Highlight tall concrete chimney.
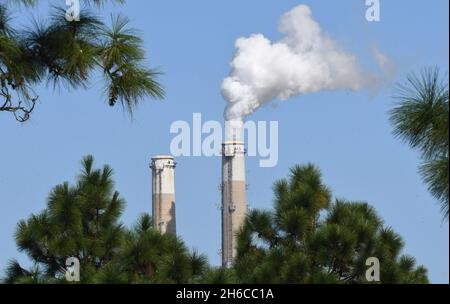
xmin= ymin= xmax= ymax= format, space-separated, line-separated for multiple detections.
xmin=221 ymin=141 xmax=247 ymax=267
xmin=151 ymin=156 xmax=176 ymax=235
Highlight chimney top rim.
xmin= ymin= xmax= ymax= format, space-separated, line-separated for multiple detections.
xmin=222 ymin=141 xmax=245 ymax=145
xmin=152 ymin=155 xmax=175 ymax=160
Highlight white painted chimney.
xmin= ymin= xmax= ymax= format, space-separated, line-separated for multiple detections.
xmin=151 ymin=156 xmax=176 ymax=235
xmin=221 ymin=141 xmax=247 ymax=267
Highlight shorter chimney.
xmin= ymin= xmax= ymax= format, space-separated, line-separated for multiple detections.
xmin=151 ymin=156 xmax=176 ymax=235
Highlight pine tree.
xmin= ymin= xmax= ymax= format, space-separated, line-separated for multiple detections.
xmin=103 ymin=213 xmax=208 ymax=284
xmin=3 ymin=160 xmax=429 ymax=284
xmin=6 ymin=155 xmax=125 ymax=283
xmin=390 ymin=67 xmax=449 ymax=220
xmin=234 ymin=164 xmax=429 ymax=284
xmin=0 ymin=0 xmax=164 ymax=122
xmin=4 ymin=156 xmax=209 ymax=284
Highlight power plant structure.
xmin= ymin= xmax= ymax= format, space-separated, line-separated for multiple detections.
xmin=150 ymin=137 xmax=248 ymax=267
xmin=221 ymin=140 xmax=248 ymax=268
xmin=151 ymin=156 xmax=177 ymax=235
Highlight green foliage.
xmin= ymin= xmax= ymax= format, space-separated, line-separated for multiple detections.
xmin=202 ymin=267 xmax=235 ymax=284
xmin=0 ymin=0 xmax=164 ymax=122
xmin=3 ymin=156 xmax=207 ymax=284
xmin=7 ymin=155 xmax=125 ymax=283
xmin=234 ymin=164 xmax=429 ymax=284
xmin=114 ymin=214 xmax=208 ymax=284
xmin=2 ymin=161 xmax=428 ymax=284
xmin=390 ymin=67 xmax=449 ymax=220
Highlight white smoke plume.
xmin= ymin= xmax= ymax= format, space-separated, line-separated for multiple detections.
xmin=222 ymin=4 xmax=380 ymax=122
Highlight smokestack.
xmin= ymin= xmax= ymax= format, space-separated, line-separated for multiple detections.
xmin=221 ymin=140 xmax=247 ymax=267
xmin=151 ymin=156 xmax=176 ymax=235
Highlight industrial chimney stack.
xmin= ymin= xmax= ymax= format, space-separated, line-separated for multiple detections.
xmin=221 ymin=141 xmax=248 ymax=267
xmin=151 ymin=156 xmax=176 ymax=235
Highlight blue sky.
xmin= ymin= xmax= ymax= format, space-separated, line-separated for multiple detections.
xmin=0 ymin=0 xmax=448 ymax=283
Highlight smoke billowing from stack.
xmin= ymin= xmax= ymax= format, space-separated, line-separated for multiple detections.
xmin=151 ymin=156 xmax=176 ymax=235
xmin=220 ymin=5 xmax=388 ymax=266
xmin=221 ymin=4 xmax=385 ymax=123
